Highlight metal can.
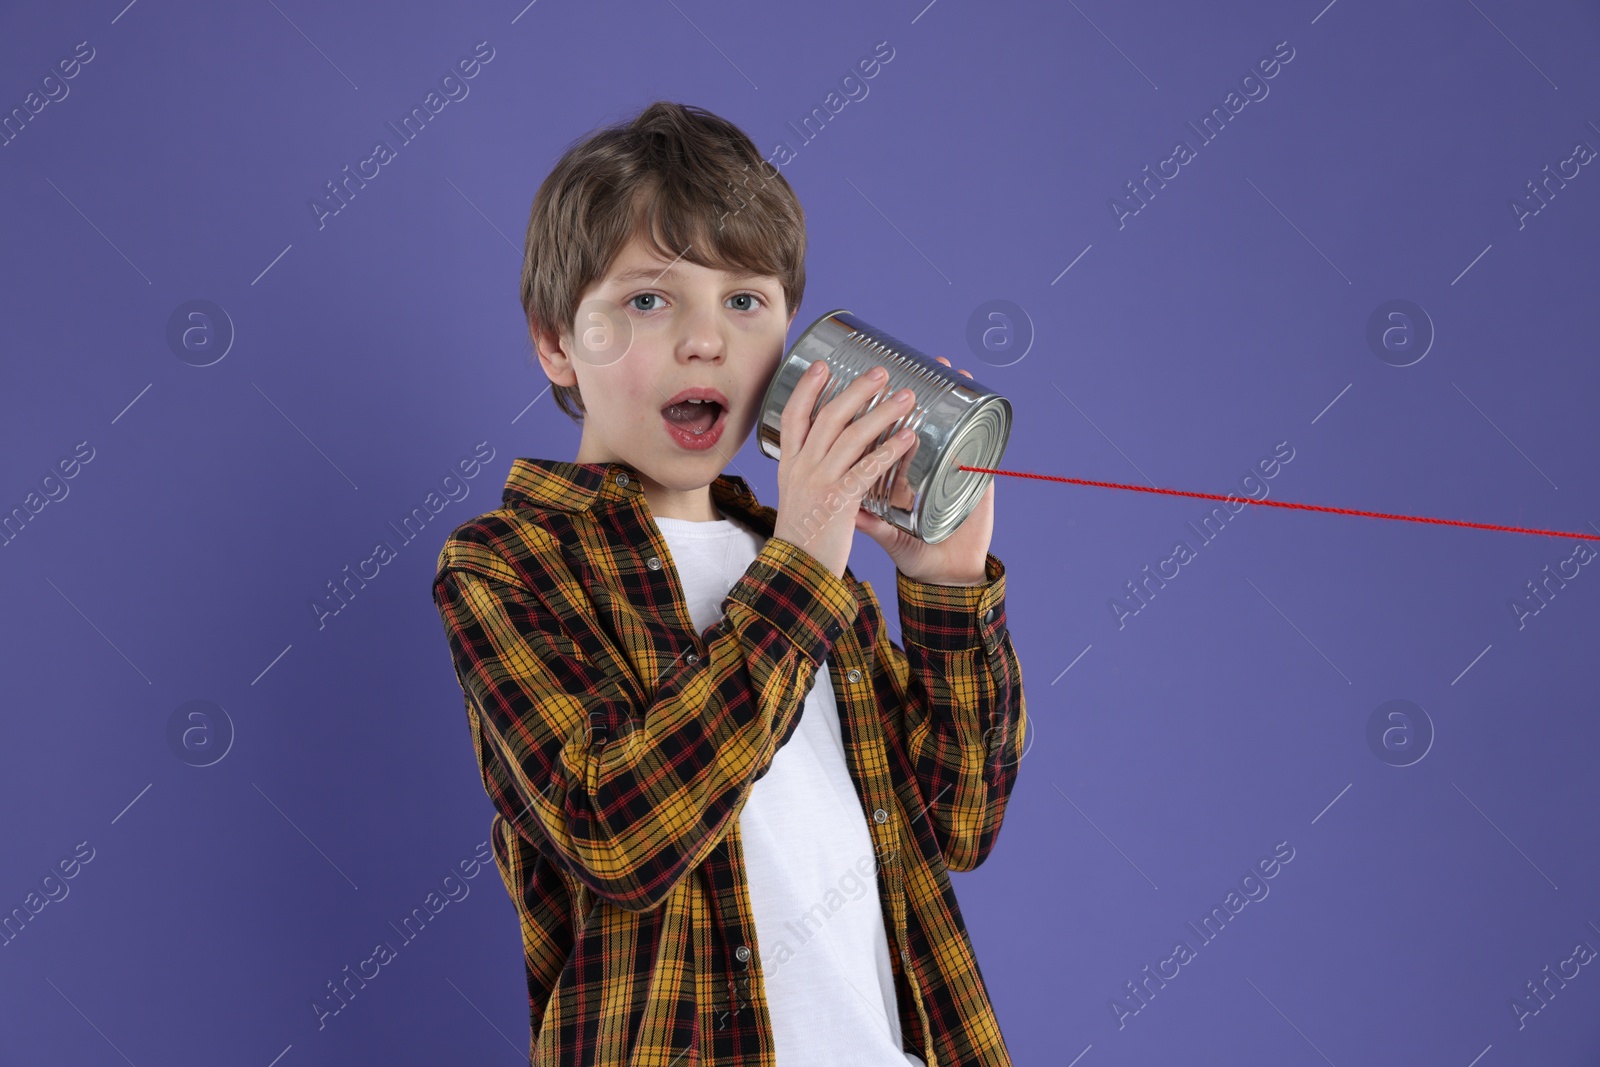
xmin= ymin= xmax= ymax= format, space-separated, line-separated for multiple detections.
xmin=756 ymin=309 xmax=1013 ymax=545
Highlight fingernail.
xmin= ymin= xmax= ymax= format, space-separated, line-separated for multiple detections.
xmin=870 ymin=366 xmax=886 ymax=379
xmin=809 ymin=361 xmax=826 ymax=376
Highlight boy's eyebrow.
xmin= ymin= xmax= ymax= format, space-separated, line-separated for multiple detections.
xmin=605 ymin=265 xmax=772 ymax=287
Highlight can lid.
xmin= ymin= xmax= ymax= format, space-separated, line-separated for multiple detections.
xmin=920 ymin=396 xmax=1011 ymax=543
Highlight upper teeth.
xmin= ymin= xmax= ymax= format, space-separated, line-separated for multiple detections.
xmin=688 ymin=399 xmax=706 ymax=404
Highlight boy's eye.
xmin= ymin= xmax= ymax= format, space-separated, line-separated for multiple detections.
xmin=627 ymin=292 xmax=763 ymax=313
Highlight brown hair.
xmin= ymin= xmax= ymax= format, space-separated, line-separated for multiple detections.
xmin=520 ymin=101 xmax=807 ymax=423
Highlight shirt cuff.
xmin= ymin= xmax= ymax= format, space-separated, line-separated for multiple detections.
xmin=727 ymin=536 xmax=860 ymax=665
xmin=896 ymin=552 xmax=1008 ymax=654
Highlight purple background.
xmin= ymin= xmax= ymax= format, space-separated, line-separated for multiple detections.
xmin=3 ymin=0 xmax=1598 ymax=1063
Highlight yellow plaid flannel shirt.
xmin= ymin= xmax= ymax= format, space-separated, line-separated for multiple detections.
xmin=431 ymin=457 xmax=1027 ymax=1065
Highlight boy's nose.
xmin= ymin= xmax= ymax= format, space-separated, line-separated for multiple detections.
xmin=675 ymin=310 xmax=728 ymax=362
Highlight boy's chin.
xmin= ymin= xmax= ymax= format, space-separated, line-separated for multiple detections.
xmin=654 ymin=432 xmax=749 ymax=481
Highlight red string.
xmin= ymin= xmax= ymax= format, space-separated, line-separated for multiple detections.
xmin=956 ymin=465 xmax=1600 ymax=543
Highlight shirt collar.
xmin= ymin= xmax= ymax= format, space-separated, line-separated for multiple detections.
xmin=501 ymin=457 xmax=774 ymax=534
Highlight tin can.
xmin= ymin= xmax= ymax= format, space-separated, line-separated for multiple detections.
xmin=757 ymin=309 xmax=1013 ymax=545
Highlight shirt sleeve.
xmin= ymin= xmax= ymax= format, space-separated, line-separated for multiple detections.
xmin=432 ymin=526 xmax=858 ymax=913
xmin=878 ymin=551 xmax=1026 ymax=873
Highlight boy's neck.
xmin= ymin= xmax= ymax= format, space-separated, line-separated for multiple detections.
xmin=644 ymin=480 xmax=723 ymax=522
xmin=574 ymin=426 xmax=726 ymax=522
xmin=607 ymin=461 xmax=723 ymax=521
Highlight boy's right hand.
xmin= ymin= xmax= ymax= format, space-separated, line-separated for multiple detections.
xmin=772 ymin=360 xmax=919 ymax=580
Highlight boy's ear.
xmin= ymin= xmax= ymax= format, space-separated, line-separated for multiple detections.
xmin=530 ymin=322 xmax=579 ymax=388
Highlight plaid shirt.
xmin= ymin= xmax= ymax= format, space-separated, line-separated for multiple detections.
xmin=431 ymin=457 xmax=1027 ymax=1066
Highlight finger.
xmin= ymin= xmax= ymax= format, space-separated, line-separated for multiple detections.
xmin=819 ymin=382 xmax=908 ymax=483
xmin=886 ymin=433 xmax=918 ymax=510
xmin=849 ymin=426 xmax=917 ymax=493
xmin=838 ymin=385 xmax=916 ymax=468
xmin=855 ymin=506 xmax=894 ymax=542
xmin=933 ymin=355 xmax=974 ymax=380
xmin=807 ymin=367 xmax=892 ymax=462
xmin=781 ymin=359 xmax=831 ymax=456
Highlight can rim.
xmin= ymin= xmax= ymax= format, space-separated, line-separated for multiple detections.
xmin=920 ymin=394 xmax=1012 ymax=543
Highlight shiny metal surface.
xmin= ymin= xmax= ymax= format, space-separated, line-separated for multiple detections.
xmin=757 ymin=309 xmax=1012 ymax=544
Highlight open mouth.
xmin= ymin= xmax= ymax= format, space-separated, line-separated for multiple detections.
xmin=660 ymin=398 xmax=725 ymax=436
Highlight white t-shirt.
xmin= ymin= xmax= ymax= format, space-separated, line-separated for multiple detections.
xmin=654 ymin=510 xmax=926 ymax=1067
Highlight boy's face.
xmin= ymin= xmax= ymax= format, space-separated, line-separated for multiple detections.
xmin=534 ymin=231 xmax=797 ymax=521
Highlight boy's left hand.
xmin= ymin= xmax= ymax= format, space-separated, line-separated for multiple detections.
xmin=856 ymin=479 xmax=993 ymax=586
xmin=853 ymin=358 xmax=994 ymax=587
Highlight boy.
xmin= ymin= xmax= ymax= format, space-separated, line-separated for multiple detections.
xmin=432 ymin=101 xmax=1026 ymax=1066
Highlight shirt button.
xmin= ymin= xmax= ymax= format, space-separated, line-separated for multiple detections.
xmin=646 ymin=556 xmax=662 ymax=570
xmin=983 ymin=606 xmax=996 ymax=623
xmin=873 ymin=808 xmax=888 ymax=824
xmin=846 ymin=668 xmax=862 ymax=683
xmin=734 ymin=945 xmax=751 ymax=962
xmin=616 ymin=473 xmax=630 ymax=487
xmin=686 ymin=653 xmax=700 ymax=665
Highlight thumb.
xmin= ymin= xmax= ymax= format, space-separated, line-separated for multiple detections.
xmin=855 ymin=506 xmax=889 ymax=539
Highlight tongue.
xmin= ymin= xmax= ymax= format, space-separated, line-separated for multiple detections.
xmin=664 ymin=402 xmax=717 ymax=433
